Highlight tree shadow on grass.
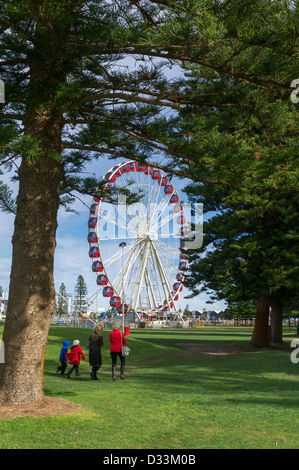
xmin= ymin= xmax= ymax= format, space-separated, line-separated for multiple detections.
xmin=44 ymin=388 xmax=78 ymax=398
xmin=131 ymin=365 xmax=299 ymax=410
xmin=130 ymin=344 xmax=299 ymax=410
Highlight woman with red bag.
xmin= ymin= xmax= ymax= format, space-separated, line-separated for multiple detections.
xmin=65 ymin=340 xmax=85 ymax=378
xmin=109 ymin=323 xmax=127 ymax=381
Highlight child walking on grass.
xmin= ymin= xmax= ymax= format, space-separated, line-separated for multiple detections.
xmin=56 ymin=340 xmax=70 ymax=375
xmin=65 ymin=340 xmax=85 ymax=378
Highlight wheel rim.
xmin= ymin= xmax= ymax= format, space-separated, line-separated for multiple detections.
xmin=88 ymin=161 xmax=187 ymax=314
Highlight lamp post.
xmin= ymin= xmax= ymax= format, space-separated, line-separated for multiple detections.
xmin=119 ymin=242 xmax=127 ymax=333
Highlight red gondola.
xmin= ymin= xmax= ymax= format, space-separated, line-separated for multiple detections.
xmin=176 ymin=273 xmax=185 ymax=282
xmin=170 ymin=194 xmax=179 ymax=204
xmin=122 ymin=163 xmax=130 ymax=173
xmin=144 ymin=166 xmax=154 ymax=175
xmin=103 ymin=286 xmax=114 ymax=297
xmin=130 ymin=162 xmax=138 ymax=171
xmin=89 ymin=246 xmax=100 ymax=258
xmin=90 ymin=203 xmax=99 ymax=215
xmin=136 ymin=163 xmax=146 ymax=172
xmin=180 ymin=253 xmax=189 ymax=259
xmin=87 ymin=232 xmax=97 ymax=243
xmin=159 ymin=177 xmax=167 ymax=186
xmin=114 ymin=167 xmax=123 ymax=177
xmin=152 ymin=170 xmax=161 ymax=180
xmin=110 ymin=296 xmax=121 ymax=307
xmin=92 ymin=261 xmax=103 ymax=272
xmin=117 ymin=303 xmax=128 ymax=314
xmin=164 ymin=185 xmax=173 ymax=195
xmin=88 ymin=217 xmax=97 ymax=228
xmin=96 ymin=274 xmax=108 ymax=285
xmin=179 ymin=261 xmax=188 ymax=271
xmin=173 ymin=282 xmax=183 ymax=292
xmin=105 ymin=171 xmax=116 ymax=182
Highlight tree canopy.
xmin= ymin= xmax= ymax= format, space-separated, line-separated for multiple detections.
xmin=1 ymin=0 xmax=298 ymax=193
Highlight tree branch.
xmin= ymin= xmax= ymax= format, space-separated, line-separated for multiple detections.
xmin=0 ymin=113 xmax=23 ymax=121
xmin=62 ymin=142 xmax=269 ymax=190
xmin=69 ymin=42 xmax=292 ymax=91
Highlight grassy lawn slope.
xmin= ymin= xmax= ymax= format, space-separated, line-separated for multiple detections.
xmin=0 ymin=325 xmax=298 ymax=449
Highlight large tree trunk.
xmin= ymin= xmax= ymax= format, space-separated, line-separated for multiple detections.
xmin=250 ymin=294 xmax=271 ymax=348
xmin=0 ymin=106 xmax=63 ymax=405
xmin=270 ymin=296 xmax=283 ymax=343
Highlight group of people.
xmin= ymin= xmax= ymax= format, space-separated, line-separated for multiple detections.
xmin=56 ymin=322 xmax=128 ymax=381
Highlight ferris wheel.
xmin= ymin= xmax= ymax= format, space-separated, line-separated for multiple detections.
xmin=87 ymin=161 xmax=188 ymax=314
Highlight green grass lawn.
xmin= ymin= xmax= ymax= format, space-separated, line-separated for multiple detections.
xmin=0 ymin=324 xmax=298 ymax=449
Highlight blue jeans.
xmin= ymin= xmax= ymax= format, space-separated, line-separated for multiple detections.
xmin=57 ymin=361 xmax=67 ymax=374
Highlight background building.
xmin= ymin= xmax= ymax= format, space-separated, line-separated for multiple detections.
xmin=0 ymin=286 xmax=9 ymax=316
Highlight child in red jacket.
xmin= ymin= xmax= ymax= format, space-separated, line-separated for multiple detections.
xmin=65 ymin=340 xmax=85 ymax=378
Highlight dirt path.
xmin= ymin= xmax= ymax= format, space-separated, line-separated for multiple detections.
xmin=176 ymin=342 xmax=258 ymax=358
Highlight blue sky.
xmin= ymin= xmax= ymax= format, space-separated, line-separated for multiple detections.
xmin=0 ymin=156 xmax=226 ymax=313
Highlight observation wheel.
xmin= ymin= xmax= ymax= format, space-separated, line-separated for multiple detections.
xmin=87 ymin=161 xmax=188 ymax=315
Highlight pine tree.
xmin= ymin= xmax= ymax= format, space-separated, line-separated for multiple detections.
xmin=0 ymin=0 xmax=190 ymax=406
xmin=74 ymin=275 xmax=88 ymax=318
xmin=181 ymin=75 xmax=299 ymax=346
xmin=56 ymin=283 xmax=68 ymax=317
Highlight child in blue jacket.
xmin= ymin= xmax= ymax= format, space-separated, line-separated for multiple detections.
xmin=56 ymin=340 xmax=70 ymax=375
